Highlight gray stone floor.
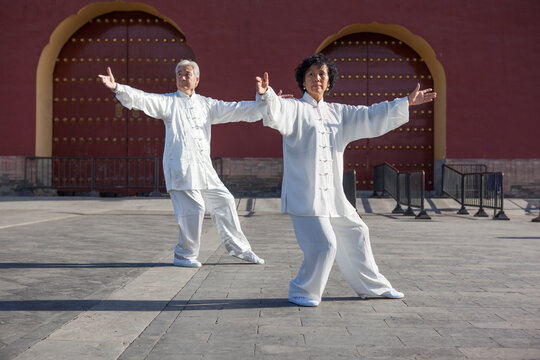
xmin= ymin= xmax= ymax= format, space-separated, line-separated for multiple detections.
xmin=0 ymin=196 xmax=539 ymax=359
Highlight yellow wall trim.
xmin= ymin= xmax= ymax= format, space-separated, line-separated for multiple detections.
xmin=35 ymin=1 xmax=184 ymax=156
xmin=316 ymin=23 xmax=446 ymax=161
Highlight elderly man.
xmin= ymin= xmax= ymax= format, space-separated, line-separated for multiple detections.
xmin=99 ymin=60 xmax=264 ymax=268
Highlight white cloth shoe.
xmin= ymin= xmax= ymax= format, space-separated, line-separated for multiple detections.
xmin=381 ymin=289 xmax=404 ymax=299
xmin=288 ymin=296 xmax=320 ymax=307
xmin=173 ymin=258 xmax=202 ymax=268
xmin=359 ymin=289 xmax=404 ymax=299
xmin=231 ymin=250 xmax=265 ymax=264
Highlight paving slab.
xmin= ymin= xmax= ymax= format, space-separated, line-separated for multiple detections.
xmin=0 ymin=195 xmax=539 ymax=359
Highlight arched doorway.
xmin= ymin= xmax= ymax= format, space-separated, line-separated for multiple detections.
xmin=53 ymin=11 xmax=194 ymax=158
xmin=320 ymin=32 xmax=435 ymax=190
xmin=50 ymin=11 xmax=194 ymax=193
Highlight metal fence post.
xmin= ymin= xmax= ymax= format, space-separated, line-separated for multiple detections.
xmin=88 ymin=158 xmax=98 ymax=197
xmin=20 ymin=157 xmax=34 ymax=196
xmin=474 ymin=173 xmax=488 ymax=217
xmin=441 ymin=164 xmax=445 ymax=195
xmin=372 ymin=165 xmax=383 ymax=197
xmin=533 ymin=199 xmax=540 ymax=222
xmin=392 ymin=202 xmax=404 ymax=213
xmin=493 ymin=173 xmax=509 ymax=220
xmin=391 ymin=169 xmax=404 ymax=213
xmin=150 ymin=157 xmax=161 ymax=197
xmin=23 ymin=157 xmax=29 ymax=189
xmin=403 ymin=173 xmax=415 ymax=216
xmin=343 ymin=170 xmax=357 ymax=209
xmin=457 ymin=174 xmax=469 ymax=214
xmin=415 ymin=171 xmax=431 ymax=219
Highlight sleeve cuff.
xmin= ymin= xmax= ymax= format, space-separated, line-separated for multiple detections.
xmin=112 ymin=83 xmax=123 ymax=94
xmin=257 ymin=88 xmax=270 ymax=101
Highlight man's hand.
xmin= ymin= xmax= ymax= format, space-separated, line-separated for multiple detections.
xmin=256 ymin=72 xmax=269 ymax=95
xmin=98 ymin=67 xmax=117 ymax=90
xmin=408 ymin=83 xmax=436 ymax=106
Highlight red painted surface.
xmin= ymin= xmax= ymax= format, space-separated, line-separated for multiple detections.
xmin=0 ymin=0 xmax=539 ymax=160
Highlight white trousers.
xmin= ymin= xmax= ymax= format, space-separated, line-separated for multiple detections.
xmin=169 ymin=187 xmax=251 ymax=260
xmin=289 ymin=212 xmax=393 ymax=302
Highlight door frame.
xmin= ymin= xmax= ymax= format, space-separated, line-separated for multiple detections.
xmin=35 ymin=1 xmax=185 ymax=156
xmin=316 ymin=23 xmax=446 ymax=163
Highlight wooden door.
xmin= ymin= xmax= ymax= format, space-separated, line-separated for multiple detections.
xmin=321 ymin=33 xmax=435 ymax=190
xmin=52 ymin=11 xmax=194 ymax=194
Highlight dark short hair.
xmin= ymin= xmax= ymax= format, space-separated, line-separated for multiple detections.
xmin=295 ymin=53 xmax=339 ymax=94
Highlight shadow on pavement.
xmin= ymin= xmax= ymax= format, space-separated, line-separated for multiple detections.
xmin=0 ymin=262 xmax=171 ymax=269
xmin=0 ymin=296 xmax=390 ymax=312
xmin=0 ymin=298 xmax=299 ymax=311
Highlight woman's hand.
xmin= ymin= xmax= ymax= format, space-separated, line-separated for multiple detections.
xmin=408 ymin=83 xmax=436 ymax=106
xmin=98 ymin=67 xmax=117 ymax=90
xmin=256 ymin=72 xmax=269 ymax=95
xmin=277 ymin=90 xmax=294 ymax=99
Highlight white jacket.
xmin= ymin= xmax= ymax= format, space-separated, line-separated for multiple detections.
xmin=114 ymin=84 xmax=262 ymax=191
xmin=258 ymin=87 xmax=409 ymax=217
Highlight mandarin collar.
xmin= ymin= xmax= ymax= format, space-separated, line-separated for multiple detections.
xmin=177 ymin=90 xmax=196 ymax=99
xmin=301 ymin=92 xmax=325 ymax=107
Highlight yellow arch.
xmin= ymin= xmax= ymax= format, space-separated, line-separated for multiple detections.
xmin=35 ymin=1 xmax=186 ymax=156
xmin=316 ymin=23 xmax=446 ymax=161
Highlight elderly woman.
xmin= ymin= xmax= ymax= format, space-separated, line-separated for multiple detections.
xmin=256 ymin=53 xmax=436 ymax=306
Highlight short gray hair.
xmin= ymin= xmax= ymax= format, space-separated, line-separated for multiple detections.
xmin=175 ymin=60 xmax=200 ymax=78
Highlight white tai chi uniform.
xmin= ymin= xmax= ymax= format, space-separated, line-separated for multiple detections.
xmin=114 ymin=84 xmax=262 ymax=260
xmin=258 ymin=87 xmax=409 ymax=303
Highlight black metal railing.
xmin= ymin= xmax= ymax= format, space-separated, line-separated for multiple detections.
xmin=373 ymin=163 xmax=430 ymax=219
xmin=442 ymin=164 xmax=487 ymax=174
xmin=442 ymin=164 xmax=509 ymax=220
xmin=343 ymin=169 xmax=357 ymax=208
xmin=23 ymin=156 xmax=223 ymax=196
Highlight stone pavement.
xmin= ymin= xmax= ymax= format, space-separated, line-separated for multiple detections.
xmin=0 ymin=196 xmax=539 ymax=360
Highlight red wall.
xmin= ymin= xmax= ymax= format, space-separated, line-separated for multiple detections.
xmin=1 ymin=0 xmax=539 ymax=159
